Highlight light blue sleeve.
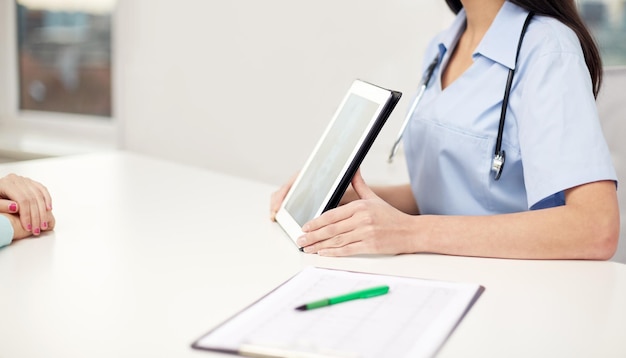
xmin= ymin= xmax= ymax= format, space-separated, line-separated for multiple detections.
xmin=0 ymin=215 xmax=15 ymax=248
xmin=517 ymin=24 xmax=617 ymax=208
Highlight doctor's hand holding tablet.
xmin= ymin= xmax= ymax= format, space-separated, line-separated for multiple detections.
xmin=270 ymin=0 xmax=620 ymax=261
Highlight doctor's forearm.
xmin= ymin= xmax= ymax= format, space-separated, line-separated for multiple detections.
xmin=411 ymin=181 xmax=619 ymax=260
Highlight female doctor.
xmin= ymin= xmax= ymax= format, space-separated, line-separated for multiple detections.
xmin=270 ymin=0 xmax=620 ymax=260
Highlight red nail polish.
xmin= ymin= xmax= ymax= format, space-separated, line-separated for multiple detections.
xmin=8 ymin=203 xmax=17 ymax=212
xmin=42 ymin=222 xmax=48 ymax=229
xmin=34 ymin=228 xmax=41 ymax=235
xmin=27 ymin=224 xmax=32 ymax=231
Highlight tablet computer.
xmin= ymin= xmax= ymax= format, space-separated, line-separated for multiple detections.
xmin=275 ymin=79 xmax=401 ymax=248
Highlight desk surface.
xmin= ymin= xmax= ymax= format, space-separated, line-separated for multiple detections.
xmin=1 ymin=151 xmax=625 ymax=358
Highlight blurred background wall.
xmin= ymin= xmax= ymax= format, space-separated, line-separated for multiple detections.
xmin=114 ymin=0 xmax=451 ymax=187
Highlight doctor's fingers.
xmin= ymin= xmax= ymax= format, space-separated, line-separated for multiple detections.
xmin=301 ymin=216 xmax=392 ymax=256
xmin=307 ymin=236 xmax=368 ymax=257
xmin=317 ymin=240 xmax=372 ymax=257
xmin=299 ymin=217 xmax=357 ymax=253
xmin=269 ymin=184 xmax=292 ymax=220
xmin=269 ymin=172 xmax=299 ymax=221
xmin=298 ymin=201 xmax=377 ymax=250
xmin=300 ymin=199 xmax=366 ymax=234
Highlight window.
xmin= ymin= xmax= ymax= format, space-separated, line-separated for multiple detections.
xmin=578 ymin=0 xmax=626 ymax=66
xmin=16 ymin=0 xmax=114 ymax=117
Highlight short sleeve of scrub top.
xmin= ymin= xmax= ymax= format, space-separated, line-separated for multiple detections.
xmin=0 ymin=215 xmax=15 ymax=248
xmin=403 ymin=2 xmax=617 ymax=216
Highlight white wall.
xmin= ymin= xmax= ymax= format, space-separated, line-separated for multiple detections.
xmin=115 ymin=0 xmax=451 ymax=186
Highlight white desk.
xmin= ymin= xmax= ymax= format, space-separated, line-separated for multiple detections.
xmin=1 ymin=151 xmax=625 ymax=358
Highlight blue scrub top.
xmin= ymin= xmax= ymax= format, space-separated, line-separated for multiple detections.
xmin=0 ymin=215 xmax=14 ymax=248
xmin=404 ymin=1 xmax=617 ymax=215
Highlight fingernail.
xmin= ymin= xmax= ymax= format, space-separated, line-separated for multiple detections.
xmin=8 ymin=203 xmax=17 ymax=212
xmin=296 ymin=236 xmax=306 ymax=246
xmin=27 ymin=224 xmax=32 ymax=231
xmin=33 ymin=228 xmax=41 ymax=235
xmin=302 ymin=224 xmax=309 ymax=231
xmin=42 ymin=222 xmax=48 ymax=229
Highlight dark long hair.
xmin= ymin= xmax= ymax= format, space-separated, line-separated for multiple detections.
xmin=444 ymin=0 xmax=603 ymax=97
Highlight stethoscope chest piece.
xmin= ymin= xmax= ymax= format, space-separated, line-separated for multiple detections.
xmin=491 ymin=150 xmax=506 ymax=180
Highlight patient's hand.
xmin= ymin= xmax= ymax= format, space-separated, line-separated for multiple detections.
xmin=0 ymin=173 xmax=54 ymax=236
xmin=1 ymin=212 xmax=56 ymax=240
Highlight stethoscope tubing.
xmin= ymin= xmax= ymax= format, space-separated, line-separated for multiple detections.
xmin=387 ymin=12 xmax=534 ymax=183
xmin=388 ymin=58 xmax=438 ymax=163
xmin=388 ymin=82 xmax=427 ymax=163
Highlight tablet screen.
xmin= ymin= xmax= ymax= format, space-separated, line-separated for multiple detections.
xmin=275 ymin=80 xmax=401 ymax=246
xmin=284 ymin=94 xmax=380 ymax=226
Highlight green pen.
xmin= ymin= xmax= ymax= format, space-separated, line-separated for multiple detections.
xmin=295 ymin=285 xmax=390 ymax=311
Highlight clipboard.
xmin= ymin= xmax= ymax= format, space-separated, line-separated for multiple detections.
xmin=191 ymin=267 xmax=484 ymax=358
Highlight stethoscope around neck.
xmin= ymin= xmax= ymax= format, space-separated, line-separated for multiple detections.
xmin=389 ymin=12 xmax=534 ymax=181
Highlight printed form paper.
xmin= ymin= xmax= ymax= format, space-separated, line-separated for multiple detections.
xmin=193 ymin=266 xmax=483 ymax=358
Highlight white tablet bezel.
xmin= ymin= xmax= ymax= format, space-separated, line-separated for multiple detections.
xmin=275 ymin=79 xmax=399 ymax=247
